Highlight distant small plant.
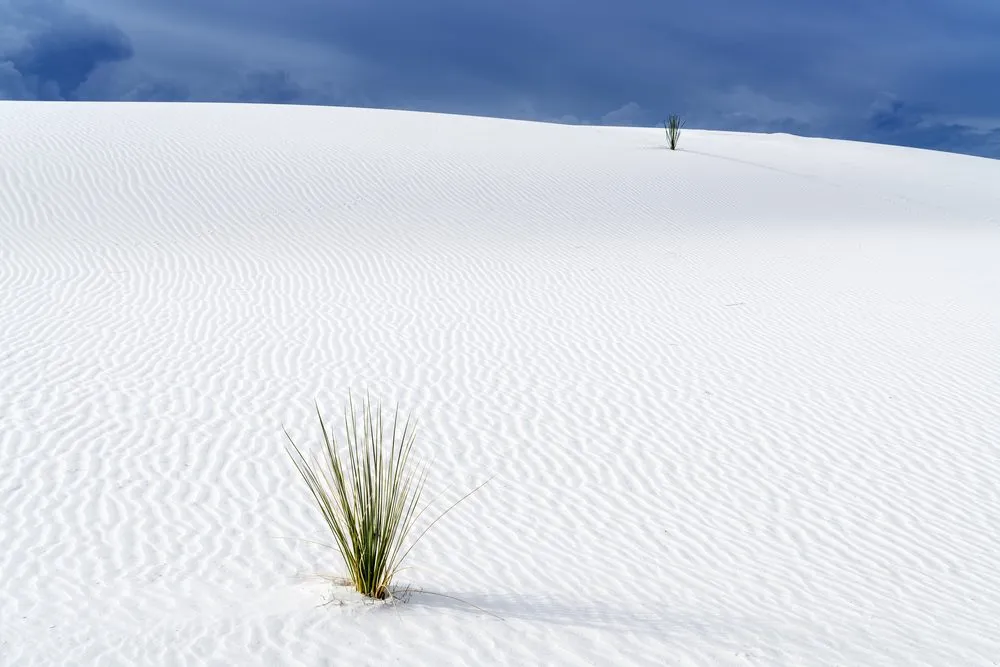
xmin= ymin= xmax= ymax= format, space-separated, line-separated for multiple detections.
xmin=284 ymin=391 xmax=486 ymax=600
xmin=664 ymin=114 xmax=684 ymax=150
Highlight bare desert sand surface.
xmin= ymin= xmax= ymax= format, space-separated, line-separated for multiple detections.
xmin=1 ymin=101 xmax=999 ymax=666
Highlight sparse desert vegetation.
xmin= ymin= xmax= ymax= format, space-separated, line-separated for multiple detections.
xmin=285 ymin=392 xmax=486 ymax=600
xmin=665 ymin=114 xmax=684 ymax=150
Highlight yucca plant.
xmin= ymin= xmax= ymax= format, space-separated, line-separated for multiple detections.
xmin=285 ymin=392 xmax=483 ymax=600
xmin=664 ymin=114 xmax=684 ymax=150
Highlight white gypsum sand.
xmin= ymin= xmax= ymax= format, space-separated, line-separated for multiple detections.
xmin=1 ymin=101 xmax=998 ymax=666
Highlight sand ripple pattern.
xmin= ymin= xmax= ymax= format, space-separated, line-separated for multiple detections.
xmin=1 ymin=102 xmax=999 ymax=666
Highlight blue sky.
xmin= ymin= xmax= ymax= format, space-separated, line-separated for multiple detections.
xmin=3 ymin=0 xmax=1000 ymax=158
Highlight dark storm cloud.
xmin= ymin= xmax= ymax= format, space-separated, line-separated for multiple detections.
xmin=234 ymin=70 xmax=305 ymax=105
xmin=1 ymin=0 xmax=132 ymax=100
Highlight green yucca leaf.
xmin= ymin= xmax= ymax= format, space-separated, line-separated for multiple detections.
xmin=664 ymin=114 xmax=684 ymax=150
xmin=285 ymin=390 xmax=483 ymax=600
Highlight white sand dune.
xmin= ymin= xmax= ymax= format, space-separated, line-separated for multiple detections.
xmin=1 ymin=101 xmax=999 ymax=666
